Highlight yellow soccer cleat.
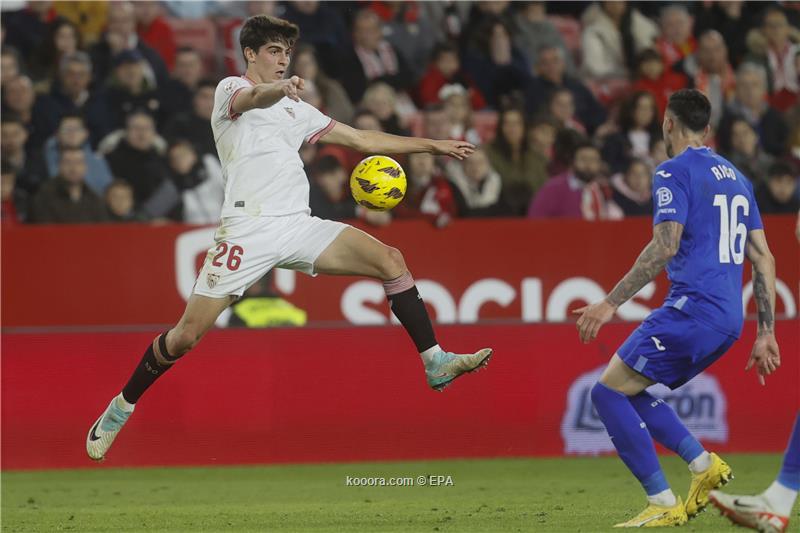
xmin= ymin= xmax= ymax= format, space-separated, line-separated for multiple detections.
xmin=685 ymin=452 xmax=733 ymax=518
xmin=613 ymin=496 xmax=688 ymax=528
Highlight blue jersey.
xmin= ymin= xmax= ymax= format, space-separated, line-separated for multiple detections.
xmin=652 ymin=146 xmax=763 ymax=338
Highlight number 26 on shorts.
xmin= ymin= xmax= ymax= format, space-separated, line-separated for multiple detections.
xmin=211 ymin=242 xmax=244 ymax=271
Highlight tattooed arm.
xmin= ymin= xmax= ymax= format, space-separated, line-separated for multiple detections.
xmin=573 ymin=222 xmax=683 ymax=343
xmin=744 ymin=229 xmax=780 ymax=385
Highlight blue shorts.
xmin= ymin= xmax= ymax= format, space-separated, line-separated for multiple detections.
xmin=618 ymin=307 xmax=737 ymax=390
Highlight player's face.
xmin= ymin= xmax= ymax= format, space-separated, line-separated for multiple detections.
xmin=251 ymin=42 xmax=292 ymax=81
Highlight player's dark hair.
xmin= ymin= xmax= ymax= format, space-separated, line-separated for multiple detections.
xmin=768 ymin=160 xmax=796 ymax=179
xmin=666 ymin=89 xmax=711 ymax=133
xmin=239 ymin=15 xmax=299 ymax=62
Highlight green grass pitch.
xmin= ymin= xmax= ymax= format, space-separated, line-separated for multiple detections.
xmin=2 ymin=454 xmax=794 ymax=532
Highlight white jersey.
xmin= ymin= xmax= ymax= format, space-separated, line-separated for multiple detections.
xmin=211 ymin=75 xmax=335 ymax=217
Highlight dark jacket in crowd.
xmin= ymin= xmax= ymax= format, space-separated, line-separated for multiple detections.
xmin=524 ymin=75 xmax=607 ymax=134
xmin=28 ymin=177 xmax=108 ymax=223
xmin=162 ymin=112 xmax=216 ymax=157
xmin=105 ymin=139 xmax=170 ymax=207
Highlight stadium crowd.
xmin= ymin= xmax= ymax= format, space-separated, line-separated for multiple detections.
xmin=1 ymin=0 xmax=799 ymax=227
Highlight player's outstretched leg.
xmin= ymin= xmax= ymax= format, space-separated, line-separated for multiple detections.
xmin=314 ymin=227 xmax=492 ymax=391
xmin=592 ymin=356 xmax=687 ymax=528
xmin=629 ymin=390 xmax=732 ymax=518
xmin=709 ymin=413 xmax=799 ymax=533
xmin=86 ymin=294 xmax=233 ymax=460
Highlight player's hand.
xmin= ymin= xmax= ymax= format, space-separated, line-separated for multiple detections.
xmin=746 ymin=333 xmax=780 ymax=386
xmin=279 ymin=76 xmax=304 ymax=102
xmin=432 ymin=140 xmax=475 ymax=160
xmin=573 ymin=299 xmax=617 ymax=344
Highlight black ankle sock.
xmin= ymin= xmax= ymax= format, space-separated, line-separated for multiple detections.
xmin=387 ymin=285 xmax=437 ymax=352
xmin=121 ymin=331 xmax=180 ymax=403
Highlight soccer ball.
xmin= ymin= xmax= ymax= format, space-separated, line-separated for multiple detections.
xmin=349 ymin=155 xmax=407 ymax=211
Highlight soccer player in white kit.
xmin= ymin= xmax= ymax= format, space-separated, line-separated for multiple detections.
xmin=87 ymin=15 xmax=493 ymax=460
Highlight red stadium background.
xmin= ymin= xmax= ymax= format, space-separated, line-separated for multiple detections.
xmin=2 ymin=216 xmax=798 ymax=470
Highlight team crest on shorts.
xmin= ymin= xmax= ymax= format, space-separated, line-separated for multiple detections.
xmin=284 ymin=107 xmax=295 ymax=118
xmin=207 ymin=273 xmax=221 ymax=289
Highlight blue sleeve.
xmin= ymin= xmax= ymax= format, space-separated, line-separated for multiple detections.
xmin=652 ymin=163 xmax=690 ymax=226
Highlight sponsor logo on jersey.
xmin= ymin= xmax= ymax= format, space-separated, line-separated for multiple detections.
xmin=207 ymin=273 xmax=220 ymax=289
xmin=560 ymin=366 xmax=728 ymax=455
xmin=656 ymin=170 xmax=672 ymax=178
xmin=284 ymin=107 xmax=295 ymax=119
xmin=656 ymin=187 xmax=673 ymax=207
xmin=651 ymin=336 xmax=666 ymax=351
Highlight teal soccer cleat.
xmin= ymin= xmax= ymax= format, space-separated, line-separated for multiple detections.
xmin=425 ymin=348 xmax=493 ymax=391
xmin=86 ymin=395 xmax=134 ymax=461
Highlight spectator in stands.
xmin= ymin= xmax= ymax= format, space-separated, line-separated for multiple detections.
xmin=528 ymin=115 xmax=558 ymax=164
xmin=89 ymin=1 xmax=168 ymax=88
xmin=393 ymin=151 xmax=457 ymax=227
xmin=0 ymin=115 xmax=47 ymax=196
xmin=416 ymin=42 xmax=486 ymax=110
xmin=580 ymin=1 xmax=658 ymax=80
xmin=160 ymin=47 xmax=205 ymax=117
xmin=1 ymin=75 xmax=60 ymax=156
xmin=105 ymin=179 xmax=137 ymax=222
xmin=485 ymin=107 xmax=547 ymax=216
xmin=461 ymin=17 xmax=529 ymax=110
xmin=547 ymin=87 xmax=586 ymax=134
xmin=287 ymin=44 xmax=354 ymax=124
xmin=282 ymin=0 xmax=347 ymax=71
xmin=674 ymin=30 xmax=735 ymax=129
xmin=50 ymin=52 xmax=111 ymax=147
xmin=755 ymin=160 xmax=800 ymax=214
xmin=600 ymin=91 xmax=661 ymax=174
xmin=460 ymin=1 xmax=513 ymax=53
xmin=693 ymin=0 xmax=752 ymax=67
xmin=28 ymin=147 xmax=108 ymax=223
xmin=163 ymin=79 xmax=216 ymax=157
xmin=134 ymin=1 xmax=177 ymax=71
xmin=336 ymin=9 xmax=411 ymax=103
xmin=631 ymin=48 xmax=688 ymax=116
xmin=610 ymin=157 xmax=653 ymax=217
xmin=1 ymin=47 xmax=25 ymax=88
xmin=29 ymin=17 xmax=82 ymax=89
xmin=524 ymin=46 xmax=607 ymax=134
xmin=105 ymin=111 xmax=170 ymax=208
xmin=43 ymin=113 xmax=113 ymax=196
xmin=720 ymin=117 xmax=775 ymax=185
xmin=105 ymin=50 xmax=162 ymax=131
xmin=511 ymin=1 xmax=576 ymax=75
xmin=446 ymin=146 xmax=511 ymax=217
xmin=3 ymin=1 xmax=56 ymax=58
xmin=162 ymin=139 xmax=223 ymax=223
xmin=52 ymin=1 xmax=108 ymax=47
xmin=746 ymin=6 xmax=799 ymax=112
xmin=719 ymin=62 xmax=789 ymax=158
xmin=528 ymin=140 xmax=618 ymax=219
xmin=440 ymin=84 xmax=481 ymax=145
xmin=1 ymin=159 xmax=27 ymax=224
xmin=654 ymin=4 xmax=695 ymax=68
xmin=547 ymin=127 xmax=586 ymax=177
xmin=360 ymin=82 xmax=410 ymax=136
xmin=370 ymin=1 xmax=438 ymax=81
xmin=423 ymin=103 xmax=452 ymax=141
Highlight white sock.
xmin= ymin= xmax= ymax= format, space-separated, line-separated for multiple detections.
xmin=115 ymin=393 xmax=135 ymax=412
xmin=648 ymin=488 xmax=677 ymax=507
xmin=688 ymin=451 xmax=712 ymax=474
xmin=420 ymin=344 xmax=442 ymax=364
xmin=763 ymin=480 xmax=798 ymax=516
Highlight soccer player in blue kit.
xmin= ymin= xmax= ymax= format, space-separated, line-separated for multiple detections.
xmin=574 ymin=89 xmax=782 ymax=528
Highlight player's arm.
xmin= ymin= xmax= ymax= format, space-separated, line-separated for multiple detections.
xmin=744 ymin=228 xmax=780 ymax=385
xmin=573 ymin=221 xmax=683 ymax=343
xmin=231 ymin=76 xmax=305 ymax=115
xmin=320 ymin=121 xmax=475 ymax=160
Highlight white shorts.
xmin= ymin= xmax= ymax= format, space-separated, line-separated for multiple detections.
xmin=193 ymin=213 xmax=349 ymax=298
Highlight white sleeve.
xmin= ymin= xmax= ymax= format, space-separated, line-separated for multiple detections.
xmin=301 ymin=100 xmax=336 ymax=144
xmin=214 ymin=77 xmax=252 ymax=124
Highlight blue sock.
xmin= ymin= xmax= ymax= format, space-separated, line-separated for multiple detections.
xmin=629 ymin=390 xmax=705 ymax=464
xmin=591 ymin=382 xmax=669 ymax=496
xmin=778 ymin=414 xmax=800 ymax=491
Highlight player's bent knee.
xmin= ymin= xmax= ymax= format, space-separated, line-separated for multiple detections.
xmin=169 ymin=327 xmax=204 ymax=356
xmin=381 ymin=246 xmax=407 ymax=280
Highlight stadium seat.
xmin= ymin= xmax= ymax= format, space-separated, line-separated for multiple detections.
xmin=165 ymin=17 xmax=219 ymax=75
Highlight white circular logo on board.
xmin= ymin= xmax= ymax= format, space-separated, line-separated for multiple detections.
xmin=656 ymin=187 xmax=673 ymax=207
